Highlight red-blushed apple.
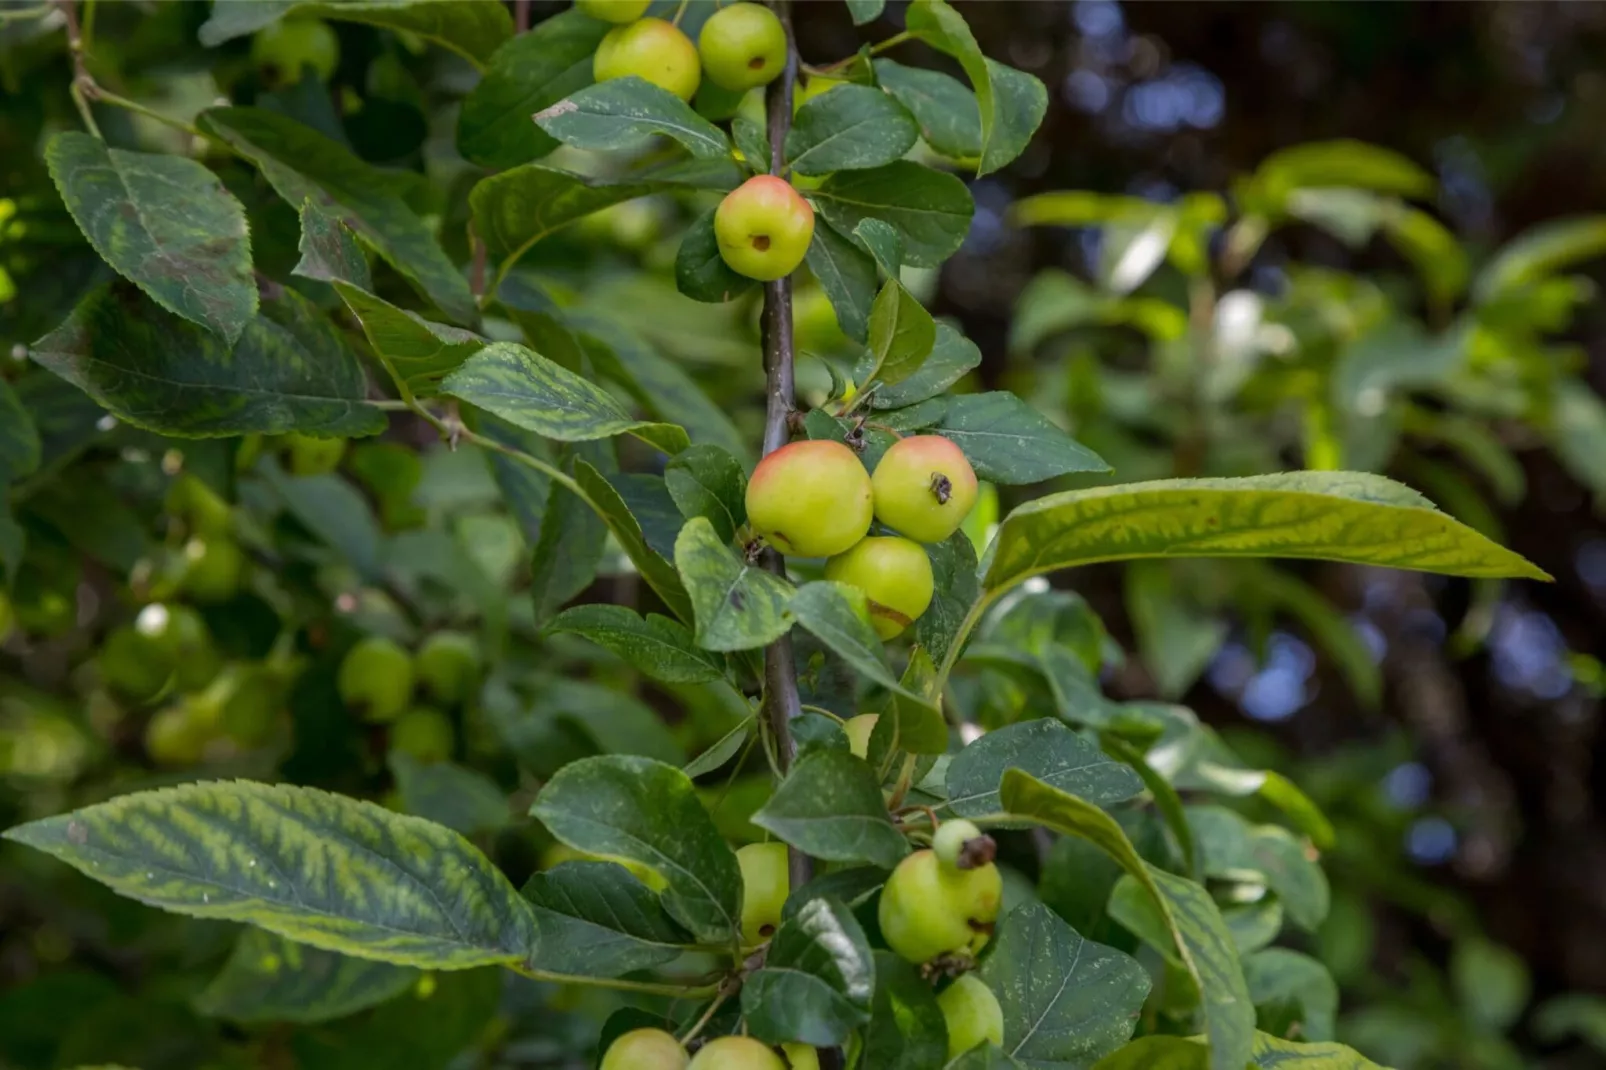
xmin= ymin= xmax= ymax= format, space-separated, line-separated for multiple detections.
xmin=938 ymin=974 xmax=1006 ymax=1058
xmin=594 ymin=18 xmax=701 ymax=101
xmin=714 ymin=175 xmax=815 ymax=281
xmin=824 ymin=536 xmax=934 ymax=639
xmin=871 ymin=435 xmax=979 ymax=544
xmin=746 ymin=439 xmax=872 ymax=558
xmin=698 ymin=3 xmax=786 ymax=91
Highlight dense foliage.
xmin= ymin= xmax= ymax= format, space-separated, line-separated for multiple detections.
xmin=0 ymin=2 xmax=1601 ymax=1069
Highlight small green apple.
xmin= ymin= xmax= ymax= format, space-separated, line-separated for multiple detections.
xmin=576 ymin=0 xmax=653 ymax=23
xmin=179 ymin=536 xmax=245 ymax=604
xmin=135 ymin=603 xmax=221 ymax=693
xmin=687 ymin=1036 xmax=787 ymax=1070
xmin=878 ymin=848 xmax=1002 ymax=965
xmin=736 ymin=841 xmax=790 ymax=945
xmin=337 ymin=636 xmax=415 ymax=722
xmin=416 ymin=630 xmax=482 ymax=706
xmin=218 ymin=667 xmax=284 ymax=746
xmin=601 ymin=1027 xmax=688 ymax=1070
xmin=938 ymin=974 xmax=1005 ymax=1058
xmin=698 ymin=3 xmax=786 ymax=92
xmin=165 ymin=473 xmax=232 ymax=537
xmin=714 ymin=175 xmax=815 ymax=281
xmin=102 ymin=625 xmax=174 ymax=702
xmin=824 ymin=536 xmax=934 ymax=639
xmin=932 ymin=819 xmax=996 ymax=873
xmin=285 ymin=433 xmax=347 ymax=476
xmin=745 ymin=439 xmax=872 ymax=558
xmin=780 ymin=1044 xmax=820 ymax=1070
xmin=842 ymin=713 xmax=878 ymax=759
xmin=871 ymin=435 xmax=979 ymax=544
xmin=390 ymin=706 xmax=455 ymax=763
xmin=251 ymin=18 xmax=339 ymax=84
xmin=144 ymin=704 xmax=209 ymax=766
xmin=594 ymin=17 xmax=701 ymax=101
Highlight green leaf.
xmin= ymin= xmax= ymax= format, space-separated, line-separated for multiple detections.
xmin=947 ymin=1047 xmax=1029 ymax=1070
xmin=874 ymin=321 xmax=982 ymax=409
xmin=442 ymin=342 xmax=688 ymax=454
xmin=388 ymin=755 xmax=509 ymax=837
xmin=853 ymin=218 xmax=904 ymax=278
xmin=530 ymin=755 xmax=741 ymax=945
xmin=752 ymin=749 xmax=909 ymax=870
xmin=977 ymin=902 xmax=1150 ymax=1068
xmin=946 ymin=719 xmax=1143 ymax=819
xmin=1126 ymin=562 xmax=1229 ymax=700
xmin=288 ymin=966 xmax=501 ymax=1070
xmin=805 ymin=219 xmax=880 ymax=343
xmin=862 ymin=951 xmax=948 ymax=1070
xmin=46 ymin=131 xmax=256 ymax=343
xmin=1250 ymin=139 xmax=1434 ymax=202
xmin=1092 ymin=1037 xmax=1208 ymax=1070
xmin=0 ymin=377 xmax=41 ymax=483
xmin=904 ymin=0 xmax=1047 ymax=176
xmin=674 ymin=516 xmax=795 ymax=652
xmin=874 ymin=59 xmax=982 ymax=161
xmin=31 ymin=282 xmax=384 ymax=438
xmin=874 ymin=647 xmax=950 ymax=759
xmin=866 ymin=280 xmax=937 ymax=386
xmin=294 ymin=199 xmax=371 ymax=290
xmin=1000 ymin=771 xmax=1255 ymax=1070
xmin=986 ymin=472 xmax=1551 ymax=594
xmin=785 ymin=84 xmax=920 ymax=176
xmin=457 ymin=10 xmax=607 ymax=167
xmin=1245 ymin=1033 xmax=1389 ymax=1069
xmin=936 ymin=392 xmax=1109 ymax=484
xmin=814 ymin=161 xmax=974 ymax=269
xmin=676 ymin=207 xmax=758 ymax=304
xmin=574 ymin=458 xmax=694 ymax=624
xmin=196 ymin=929 xmax=418 ymax=1024
xmin=3 ymin=781 xmax=536 ymax=969
xmin=534 ymin=77 xmax=731 ymax=160
xmin=201 ymin=1 xmax=512 ymax=67
xmin=533 ymin=678 xmax=683 ymax=765
xmin=1243 ymin=562 xmax=1381 ymax=709
xmin=335 ymin=284 xmax=483 ymax=399
xmin=742 ymin=897 xmax=875 ymax=1046
xmin=545 ymin=603 xmax=725 ymax=684
xmin=198 ymin=107 xmax=475 ymax=325
xmin=1476 ymin=215 xmax=1606 ymax=302
xmin=521 ymin=861 xmax=694 ymax=979
xmin=1451 ymin=936 xmax=1530 ymax=1033
xmin=790 ymin=581 xmax=939 ymax=719
xmin=1186 ymin=807 xmax=1329 ymax=931
xmin=1223 ymin=900 xmax=1285 ymax=957
xmin=666 ymin=443 xmax=748 ymax=544
xmin=684 ymin=717 xmax=755 ymax=778
xmin=1244 ymin=949 xmax=1337 ymax=1043
xmin=846 ymin=0 xmax=886 ymax=24
xmin=1101 ymin=734 xmax=1198 ymax=881
xmin=471 ymin=166 xmax=667 ymax=286
xmin=261 ymin=464 xmax=384 ymax=581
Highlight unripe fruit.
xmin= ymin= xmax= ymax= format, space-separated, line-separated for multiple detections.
xmin=102 ymin=625 xmax=173 ymax=702
xmin=179 ymin=536 xmax=245 ymax=603
xmin=144 ymin=704 xmax=209 ymax=766
xmin=285 ymin=433 xmax=347 ymax=476
xmin=576 ymin=0 xmax=653 ymax=23
xmin=842 ymin=714 xmax=878 ymax=760
xmin=251 ymin=18 xmax=340 ymax=84
xmin=824 ymin=537 xmax=934 ymax=640
xmin=337 ymin=636 xmax=415 ymax=722
xmin=714 ymin=175 xmax=815 ymax=281
xmin=736 ymin=841 xmax=790 ymax=945
xmin=781 ymin=1044 xmax=820 ymax=1070
xmin=416 ymin=631 xmax=482 ymax=706
xmin=594 ymin=18 xmax=701 ymax=102
xmin=391 ymin=706 xmax=455 ymax=763
xmin=698 ymin=3 xmax=786 ymax=92
xmin=878 ymin=849 xmax=1002 ymax=965
xmin=136 ymin=603 xmax=221 ymax=693
xmin=165 ymin=473 xmax=232 ymax=537
xmin=933 ymin=819 xmax=997 ymax=873
xmin=687 ymin=1036 xmax=787 ymax=1070
xmin=601 ymin=1028 xmax=688 ymax=1070
xmin=219 ymin=668 xmax=282 ymax=746
xmin=870 ymin=436 xmax=979 ymax=544
xmin=938 ymin=974 xmax=1005 ymax=1058
xmin=745 ymin=440 xmax=872 ymax=559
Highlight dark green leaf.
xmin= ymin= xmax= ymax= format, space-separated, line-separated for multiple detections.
xmin=666 ymin=443 xmax=749 ymax=544
xmin=947 ymin=1047 xmax=1029 ymax=1070
xmin=861 ymin=951 xmax=948 ymax=1070
xmin=874 ymin=59 xmax=982 ymax=161
xmin=196 ymin=929 xmax=418 ymax=1024
xmin=288 ymin=967 xmax=501 ymax=1070
xmin=977 ymin=902 xmax=1150 ymax=1067
xmin=845 ymin=0 xmax=885 ymax=25
xmin=790 ymin=581 xmax=939 ymax=719
xmin=529 ymin=754 xmax=741 ymax=945
xmin=1186 ymin=807 xmax=1329 ymax=931
xmin=946 ymin=719 xmax=1143 ymax=819
xmin=535 ymin=677 xmax=684 ymax=766
xmin=471 ymin=166 xmax=667 ymax=284
xmin=916 ymin=528 xmax=980 ymax=669
xmin=456 ymin=10 xmax=608 ymax=168
xmin=743 ymin=897 xmax=875 ymax=1045
xmin=294 ymin=199 xmax=371 ymax=290
xmin=1244 ymin=949 xmax=1337 ymax=1043
xmin=815 ymin=161 xmax=974 ymax=269
xmin=261 ymin=464 xmax=384 ymax=581
xmin=732 ymin=116 xmax=772 ymax=172
xmin=935 ymin=392 xmax=1109 ymax=484
xmin=676 ymin=207 xmax=758 ymax=303
xmin=46 ymin=131 xmax=256 ymax=342
xmin=853 ymin=218 xmax=904 ymax=278
xmin=1101 ymin=734 xmax=1197 ymax=880
xmin=794 ymin=712 xmax=852 ymax=758
xmin=783 ymin=866 xmax=887 ymax=920
xmin=3 ymin=781 xmax=536 ymax=969
xmin=575 ymin=459 xmax=694 ymax=623
xmin=753 ymin=749 xmax=909 ymax=869
xmin=534 ymin=77 xmax=731 ymax=160
xmin=610 ymin=471 xmax=683 ymax=560
xmin=521 ymin=861 xmax=694 ymax=979
xmin=804 ymin=220 xmax=879 ymax=343
xmin=528 ymin=459 xmax=604 ymax=623
xmin=201 ymin=1 xmax=512 ymax=66
xmin=0 ymin=378 xmax=41 ymax=482
xmin=31 ymin=282 xmax=383 ymax=438
xmin=389 ymin=754 xmax=508 ymax=837
xmin=867 ymin=280 xmax=937 ymax=386
xmin=785 ymin=84 xmax=919 ymax=176
xmin=335 ymin=283 xmax=484 ymax=399
xmin=674 ymin=516 xmax=794 ymax=652
xmin=684 ymin=717 xmax=755 ymax=778
xmin=875 ymin=647 xmax=950 ymax=760
xmin=546 ymin=603 xmax=725 ymax=684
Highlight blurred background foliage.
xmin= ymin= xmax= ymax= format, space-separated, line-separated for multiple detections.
xmin=2 ymin=1 xmax=1606 ymax=1069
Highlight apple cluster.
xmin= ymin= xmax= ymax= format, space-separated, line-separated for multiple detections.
xmin=337 ymin=630 xmax=482 ymax=763
xmin=746 ymin=436 xmax=978 ymax=640
xmin=586 ymin=0 xmax=787 ymax=101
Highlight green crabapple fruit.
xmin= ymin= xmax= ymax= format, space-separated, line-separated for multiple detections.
xmin=165 ymin=473 xmax=231 ymax=537
xmin=824 ymin=536 xmax=934 ymax=640
xmin=101 ymin=625 xmax=173 ymax=702
xmin=745 ymin=439 xmax=872 ymax=558
xmin=251 ymin=18 xmax=339 ymax=84
xmin=697 ymin=3 xmax=786 ymax=92
xmin=136 ymin=603 xmax=220 ymax=693
xmin=416 ymin=630 xmax=482 ymax=705
xmin=842 ymin=713 xmax=878 ymax=759
xmin=781 ymin=1044 xmax=819 ymax=1070
xmin=871 ymin=435 xmax=979 ymax=544
xmin=144 ymin=704 xmax=209 ymax=766
xmin=938 ymin=974 xmax=1005 ymax=1058
xmin=714 ymin=175 xmax=815 ymax=281
xmin=593 ymin=18 xmax=701 ymax=102
xmin=687 ymin=1036 xmax=787 ymax=1070
xmin=576 ymin=0 xmax=653 ymax=23
xmin=932 ymin=819 xmax=997 ymax=873
xmin=736 ymin=841 xmax=790 ymax=944
xmin=601 ymin=1027 xmax=687 ymax=1070
xmin=180 ymin=536 xmax=245 ymax=603
xmin=878 ymin=848 xmax=1003 ymax=965
xmin=285 ymin=433 xmax=347 ymax=476
xmin=337 ymin=636 xmax=415 ymax=722
xmin=390 ymin=707 xmax=455 ymax=763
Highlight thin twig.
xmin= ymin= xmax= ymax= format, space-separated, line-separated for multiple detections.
xmin=55 ymin=0 xmax=99 ymax=137
xmin=513 ymin=0 xmax=530 ymax=32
